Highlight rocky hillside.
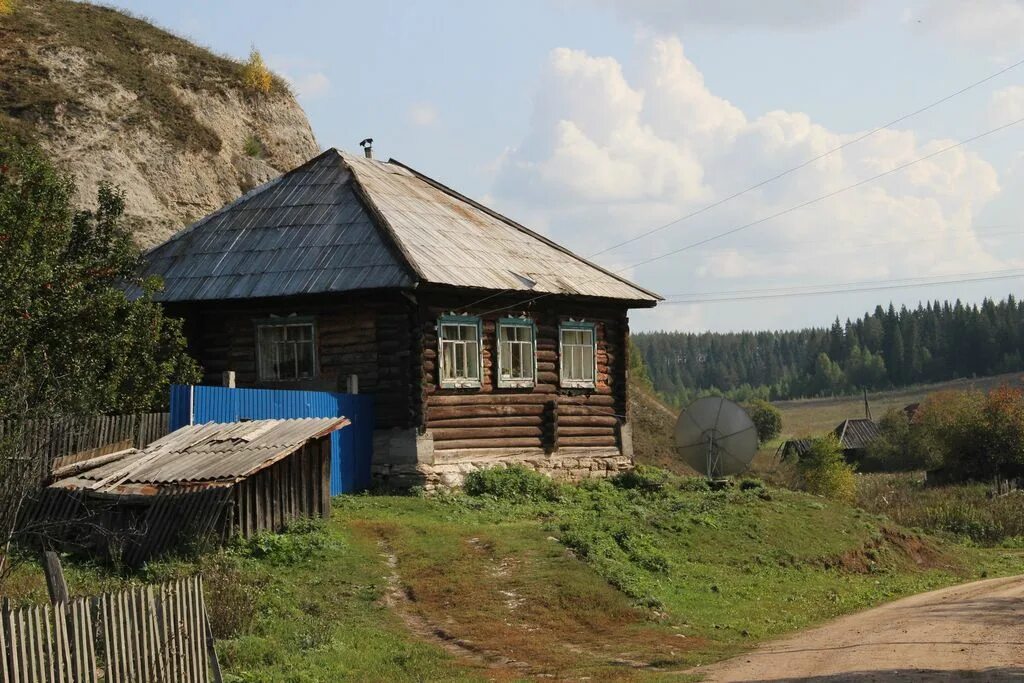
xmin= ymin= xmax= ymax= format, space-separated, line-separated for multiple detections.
xmin=0 ymin=0 xmax=319 ymax=246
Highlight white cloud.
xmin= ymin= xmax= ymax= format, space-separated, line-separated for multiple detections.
xmin=408 ymin=102 xmax=439 ymax=127
xmin=293 ymin=72 xmax=331 ymax=100
xmin=588 ymin=0 xmax=866 ymax=30
xmin=909 ymin=0 xmax=1024 ymax=58
xmin=491 ymin=36 xmax=1008 ymax=331
xmin=267 ymin=55 xmax=331 ymax=101
xmin=990 ymin=85 xmax=1024 ymax=126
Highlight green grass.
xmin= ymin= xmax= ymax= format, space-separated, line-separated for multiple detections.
xmin=5 ymin=470 xmax=1020 ymax=680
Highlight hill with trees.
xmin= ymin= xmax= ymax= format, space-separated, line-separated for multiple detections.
xmin=634 ymin=296 xmax=1024 ymax=405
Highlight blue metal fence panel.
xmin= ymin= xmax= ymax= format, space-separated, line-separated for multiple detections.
xmin=169 ymin=385 xmax=373 ymax=494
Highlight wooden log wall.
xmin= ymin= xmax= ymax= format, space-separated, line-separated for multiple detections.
xmin=174 ymin=293 xmax=414 ymax=430
xmin=232 ymin=437 xmax=331 ymax=537
xmin=418 ymin=292 xmax=630 ymax=453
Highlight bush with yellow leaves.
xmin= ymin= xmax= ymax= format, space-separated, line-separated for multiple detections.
xmin=0 ymin=0 xmax=16 ymax=16
xmin=242 ymin=47 xmax=273 ymax=95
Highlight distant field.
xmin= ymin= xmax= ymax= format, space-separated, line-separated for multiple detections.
xmin=773 ymin=372 xmax=1024 ymax=439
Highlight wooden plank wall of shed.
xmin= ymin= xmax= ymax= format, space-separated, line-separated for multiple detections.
xmin=170 ymin=293 xmax=413 ymax=429
xmin=232 ymin=436 xmax=331 ymax=537
xmin=418 ymin=292 xmax=630 ymax=453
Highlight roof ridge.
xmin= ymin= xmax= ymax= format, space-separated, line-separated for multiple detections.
xmin=383 ymin=157 xmax=663 ymax=301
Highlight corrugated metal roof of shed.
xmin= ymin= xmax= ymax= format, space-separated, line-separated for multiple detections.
xmin=66 ymin=418 xmax=347 ymax=486
xmin=142 ymin=148 xmax=660 ymax=304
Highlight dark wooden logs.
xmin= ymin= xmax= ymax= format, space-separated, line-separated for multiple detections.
xmin=428 ymin=416 xmax=544 ymax=428
xmin=558 ymin=415 xmax=618 ymax=427
xmin=558 ymin=426 xmax=616 ymax=437
xmin=558 ymin=436 xmax=617 ymax=447
xmin=434 ymin=437 xmax=541 ymax=450
xmin=432 ymin=426 xmax=543 ymax=441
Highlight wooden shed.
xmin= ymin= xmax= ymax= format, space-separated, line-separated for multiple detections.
xmin=42 ymin=417 xmax=347 ymax=564
xmin=140 ymin=148 xmax=661 ymax=487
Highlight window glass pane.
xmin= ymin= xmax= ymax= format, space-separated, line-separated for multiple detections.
xmin=466 ymin=341 xmax=479 ymax=378
xmin=296 ymin=339 xmax=313 ymax=378
xmin=442 ymin=342 xmax=455 ymax=380
xmin=583 ymin=344 xmax=594 ymax=380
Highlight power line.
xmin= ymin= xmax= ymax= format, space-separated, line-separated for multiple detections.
xmin=589 ymin=55 xmax=1024 ymax=259
xmin=660 ymin=270 xmax=1024 ymax=305
xmin=474 ymin=115 xmax=1024 ymax=319
xmin=670 ymin=225 xmax=1022 ymax=258
xmin=621 ymin=115 xmax=1024 ymax=272
xmin=662 ymin=267 xmax=1024 ymax=298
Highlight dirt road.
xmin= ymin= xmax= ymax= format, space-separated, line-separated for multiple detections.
xmin=696 ymin=575 xmax=1024 ymax=682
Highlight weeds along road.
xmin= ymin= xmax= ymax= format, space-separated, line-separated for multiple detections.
xmin=696 ymin=574 xmax=1024 ymax=682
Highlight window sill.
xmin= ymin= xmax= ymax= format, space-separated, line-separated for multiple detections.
xmin=560 ymin=381 xmax=596 ymax=390
xmin=497 ymin=380 xmax=535 ymax=390
xmin=439 ymin=381 xmax=482 ymax=390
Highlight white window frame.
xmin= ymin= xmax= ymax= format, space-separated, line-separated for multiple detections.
xmin=255 ymin=316 xmax=317 ymax=382
xmin=438 ymin=315 xmax=483 ymax=389
xmin=559 ymin=321 xmax=597 ymax=389
xmin=497 ymin=317 xmax=536 ymax=389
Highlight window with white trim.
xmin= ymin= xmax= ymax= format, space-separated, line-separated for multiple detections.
xmin=559 ymin=323 xmax=596 ymax=388
xmin=438 ymin=316 xmax=482 ymax=388
xmin=497 ymin=318 xmax=536 ymax=388
xmin=257 ymin=319 xmax=316 ymax=381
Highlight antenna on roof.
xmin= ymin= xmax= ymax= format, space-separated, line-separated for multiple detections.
xmin=359 ymin=138 xmax=374 ymax=159
xmin=863 ymin=388 xmax=871 ymax=421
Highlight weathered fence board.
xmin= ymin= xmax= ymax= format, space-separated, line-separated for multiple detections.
xmin=0 ymin=413 xmax=170 ymax=471
xmin=1 ymin=576 xmax=214 ymax=682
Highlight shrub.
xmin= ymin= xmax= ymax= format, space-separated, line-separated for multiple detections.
xmin=613 ymin=465 xmax=670 ymax=492
xmin=862 ymin=408 xmax=936 ymax=472
xmin=242 ymin=134 xmax=264 ymax=158
xmin=203 ymin=556 xmax=266 ymax=639
xmin=0 ymin=0 xmax=14 ymax=16
xmin=242 ymin=47 xmax=273 ymax=95
xmin=239 ymin=518 xmax=333 ymax=565
xmin=746 ymin=400 xmax=782 ymax=443
xmin=797 ymin=434 xmax=856 ymax=503
xmin=914 ymin=386 xmax=1024 ymax=481
xmin=463 ymin=465 xmax=559 ymax=501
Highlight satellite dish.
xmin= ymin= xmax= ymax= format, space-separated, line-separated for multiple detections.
xmin=674 ymin=396 xmax=758 ymax=479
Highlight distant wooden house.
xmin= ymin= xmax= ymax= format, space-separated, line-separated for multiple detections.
xmin=834 ymin=418 xmax=881 ymax=460
xmin=43 ymin=417 xmax=346 ymax=564
xmin=778 ymin=418 xmax=881 ymax=463
xmin=140 ymin=148 xmax=661 ymax=487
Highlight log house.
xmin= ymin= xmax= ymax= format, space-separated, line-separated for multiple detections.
xmin=141 ymin=148 xmax=661 ymax=487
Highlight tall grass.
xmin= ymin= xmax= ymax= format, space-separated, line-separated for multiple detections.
xmin=857 ymin=472 xmax=1024 ymax=545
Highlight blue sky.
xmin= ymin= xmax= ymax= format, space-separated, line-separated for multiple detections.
xmin=111 ymin=0 xmax=1024 ymax=332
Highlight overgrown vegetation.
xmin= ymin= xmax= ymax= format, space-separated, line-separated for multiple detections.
xmin=4 ymin=468 xmax=1022 ymax=679
xmin=858 ymin=473 xmax=1024 ymax=546
xmin=241 ymin=48 xmax=273 ymax=95
xmin=747 ymin=399 xmax=782 ymax=443
xmin=242 ymin=133 xmax=264 ymax=158
xmin=0 ymin=0 xmax=15 ymax=17
xmin=0 ymin=134 xmax=199 ymax=580
xmin=0 ymin=135 xmax=200 ymax=416
xmin=795 ymin=434 xmax=856 ymax=503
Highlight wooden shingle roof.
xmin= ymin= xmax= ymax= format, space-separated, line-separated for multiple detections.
xmin=143 ymin=149 xmax=660 ymax=304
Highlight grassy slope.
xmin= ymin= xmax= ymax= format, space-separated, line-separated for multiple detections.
xmin=6 ymin=479 xmax=1023 ymax=681
xmin=4 ymin=380 xmax=1022 ymax=679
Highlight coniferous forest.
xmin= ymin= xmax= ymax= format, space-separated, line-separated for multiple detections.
xmin=633 ymin=295 xmax=1024 ymax=406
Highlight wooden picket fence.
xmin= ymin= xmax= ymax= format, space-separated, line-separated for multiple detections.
xmin=0 ymin=576 xmax=218 ymax=682
xmin=0 ymin=413 xmax=170 ymax=471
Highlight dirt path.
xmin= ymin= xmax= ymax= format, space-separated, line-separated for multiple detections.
xmin=696 ymin=575 xmax=1024 ymax=682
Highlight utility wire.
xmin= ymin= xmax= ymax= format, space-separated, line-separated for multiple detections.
xmin=622 ymin=115 xmax=1024 ymax=272
xmin=589 ymin=55 xmax=1024 ymax=258
xmin=660 ymin=270 xmax=1024 ymax=305
xmin=475 ymin=115 xmax=1024 ymax=318
xmin=661 ymin=267 xmax=1024 ymax=298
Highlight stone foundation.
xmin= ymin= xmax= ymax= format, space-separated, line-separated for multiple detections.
xmin=371 ymin=437 xmax=633 ymax=490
